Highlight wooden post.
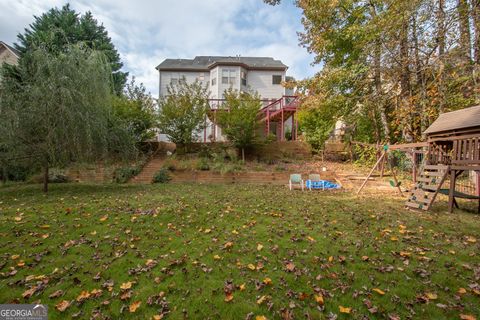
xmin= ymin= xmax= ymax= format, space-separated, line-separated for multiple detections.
xmin=291 ymin=112 xmax=295 ymax=141
xmin=267 ymin=108 xmax=270 ymax=136
xmin=412 ymin=152 xmax=417 ymax=183
xmin=357 ymin=151 xmax=387 ymax=195
xmin=281 ymin=108 xmax=284 ymax=141
xmin=448 ymin=169 xmax=456 ymax=213
xmin=295 ymin=118 xmax=298 ymax=140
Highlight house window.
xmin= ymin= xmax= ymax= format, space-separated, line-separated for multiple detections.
xmin=272 ymin=75 xmax=282 ymax=85
xmin=241 ymin=71 xmax=247 ymax=86
xmin=211 ymin=78 xmax=216 ymax=86
xmin=197 ymin=73 xmax=205 ymax=82
xmin=170 ymin=78 xmax=179 ymax=85
xmin=222 ymin=69 xmax=236 ymax=85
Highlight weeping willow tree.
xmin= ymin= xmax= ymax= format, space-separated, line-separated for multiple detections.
xmin=0 ymin=44 xmax=135 ymax=192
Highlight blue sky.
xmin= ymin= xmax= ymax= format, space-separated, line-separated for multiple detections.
xmin=0 ymin=0 xmax=320 ymax=97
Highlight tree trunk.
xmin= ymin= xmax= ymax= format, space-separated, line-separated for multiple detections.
xmin=370 ymin=2 xmax=390 ymax=141
xmin=458 ymin=0 xmax=472 ymax=65
xmin=43 ymin=165 xmax=49 ymax=193
xmin=241 ymin=148 xmax=245 ymax=162
xmin=437 ymin=0 xmax=447 ymax=113
xmin=1 ymin=166 xmax=7 ymax=185
xmin=399 ymin=20 xmax=412 ymax=142
xmin=437 ymin=0 xmax=446 ymax=57
xmin=473 ymin=0 xmax=480 ymax=64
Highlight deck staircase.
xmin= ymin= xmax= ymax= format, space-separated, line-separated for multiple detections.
xmin=259 ymin=96 xmax=299 ymax=123
xmin=405 ymin=164 xmax=449 ymax=210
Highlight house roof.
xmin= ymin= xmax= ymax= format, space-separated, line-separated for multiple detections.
xmin=424 ymin=105 xmax=480 ymax=135
xmin=0 ymin=41 xmax=20 ymax=57
xmin=156 ymin=56 xmax=288 ymax=71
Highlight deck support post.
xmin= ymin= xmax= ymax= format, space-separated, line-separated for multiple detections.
xmin=266 ymin=108 xmax=270 ymax=137
xmin=281 ymin=108 xmax=284 ymax=141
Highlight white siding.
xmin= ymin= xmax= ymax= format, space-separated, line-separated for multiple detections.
xmin=246 ymin=70 xmax=286 ymax=99
xmin=159 ymin=71 xmax=210 ymax=97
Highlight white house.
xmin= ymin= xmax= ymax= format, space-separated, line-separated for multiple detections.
xmin=156 ymin=55 xmax=296 ymax=142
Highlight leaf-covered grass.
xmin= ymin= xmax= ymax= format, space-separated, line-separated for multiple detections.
xmin=0 ymin=183 xmax=479 ymax=319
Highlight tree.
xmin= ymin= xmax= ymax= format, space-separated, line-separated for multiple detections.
xmin=15 ymin=4 xmax=127 ymax=95
xmin=112 ymin=77 xmax=157 ymax=145
xmin=216 ymin=89 xmax=261 ymax=161
xmin=0 ymin=44 xmax=134 ymax=192
xmin=266 ymin=0 xmax=479 ymax=146
xmin=157 ymin=79 xmax=209 ymax=150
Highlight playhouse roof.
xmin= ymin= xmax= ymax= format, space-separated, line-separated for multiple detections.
xmin=424 ymin=105 xmax=480 ymax=136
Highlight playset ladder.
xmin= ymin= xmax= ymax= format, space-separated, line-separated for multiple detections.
xmin=405 ymin=164 xmax=449 ymax=210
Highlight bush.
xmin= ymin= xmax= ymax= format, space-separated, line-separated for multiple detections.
xmin=49 ymin=173 xmax=70 ymax=183
xmin=162 ymin=158 xmax=177 ymax=171
xmin=196 ymin=158 xmax=210 ymax=171
xmin=114 ymin=167 xmax=140 ymax=183
xmin=152 ymin=168 xmax=171 ymax=183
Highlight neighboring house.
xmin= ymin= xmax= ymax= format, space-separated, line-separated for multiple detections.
xmin=0 ymin=41 xmax=19 ymax=66
xmin=156 ymin=55 xmax=297 ymax=142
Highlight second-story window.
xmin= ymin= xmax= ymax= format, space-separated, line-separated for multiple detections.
xmin=170 ymin=78 xmax=179 ymax=85
xmin=222 ymin=69 xmax=236 ymax=85
xmin=272 ymin=75 xmax=282 ymax=85
xmin=211 ymin=78 xmax=216 ymax=86
xmin=241 ymin=71 xmax=247 ymax=86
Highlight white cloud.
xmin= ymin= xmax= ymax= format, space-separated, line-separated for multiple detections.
xmin=0 ymin=0 xmax=319 ymax=97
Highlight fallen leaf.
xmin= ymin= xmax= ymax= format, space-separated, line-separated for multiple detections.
xmin=22 ymin=287 xmax=37 ymax=299
xmin=90 ymin=289 xmax=103 ymax=298
xmin=458 ymin=288 xmax=467 ymax=294
xmin=257 ymin=295 xmax=267 ymax=305
xmin=214 ymin=255 xmax=221 ymax=260
xmin=11 ymin=255 xmax=20 ymax=260
xmin=361 ymin=256 xmax=369 ymax=261
xmin=239 ymin=283 xmax=246 ymax=291
xmin=99 ymin=215 xmax=108 ymax=222
xmin=56 ymin=300 xmax=71 ymax=312
xmin=314 ymin=294 xmax=324 ymax=305
xmin=372 ymin=288 xmax=385 ymax=295
xmin=426 ymin=293 xmax=437 ymax=300
xmin=466 ymin=236 xmax=477 ymax=243
xmin=49 ymin=290 xmax=64 ymax=299
xmin=248 ymin=264 xmax=256 ymax=271
xmin=460 ymin=315 xmax=476 ymax=320
xmin=120 ymin=282 xmax=133 ymax=290
xmin=257 ymin=244 xmax=264 ymax=251
xmin=263 ymin=277 xmax=272 ymax=285
xmin=129 ymin=301 xmax=141 ymax=313
xmin=339 ymin=306 xmax=351 ymax=313
xmin=224 ymin=292 xmax=234 ymax=302
xmin=76 ymin=290 xmax=91 ymax=302
xmin=256 ymin=316 xmax=267 ymax=320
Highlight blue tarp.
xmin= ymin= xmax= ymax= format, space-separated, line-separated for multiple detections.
xmin=305 ymin=180 xmax=340 ymax=190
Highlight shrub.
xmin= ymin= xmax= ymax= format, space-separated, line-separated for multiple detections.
xmin=196 ymin=158 xmax=210 ymax=171
xmin=114 ymin=167 xmax=140 ymax=183
xmin=162 ymin=158 xmax=177 ymax=171
xmin=49 ymin=173 xmax=70 ymax=183
xmin=152 ymin=168 xmax=171 ymax=183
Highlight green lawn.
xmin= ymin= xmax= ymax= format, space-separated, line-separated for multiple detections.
xmin=0 ymin=183 xmax=479 ymax=319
